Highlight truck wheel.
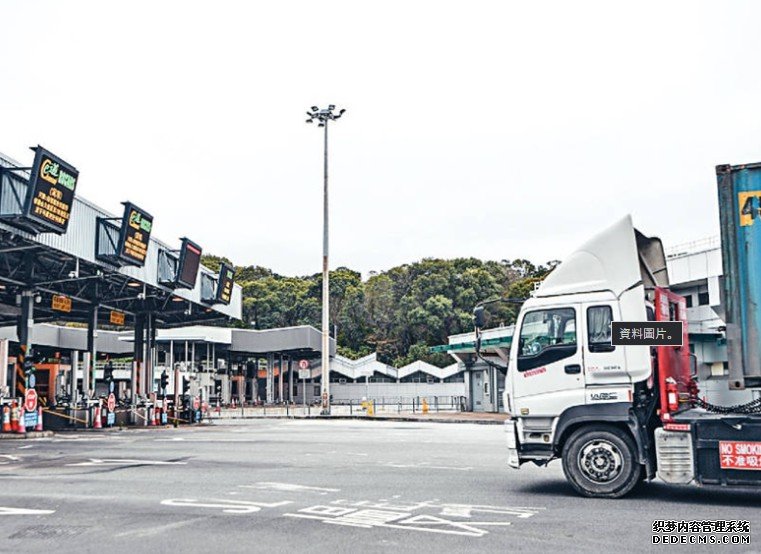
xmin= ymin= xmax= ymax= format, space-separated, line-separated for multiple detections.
xmin=561 ymin=425 xmax=641 ymax=499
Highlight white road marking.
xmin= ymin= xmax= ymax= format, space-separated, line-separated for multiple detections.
xmin=161 ymin=499 xmax=292 ymax=514
xmin=379 ymin=461 xmax=473 ymax=471
xmin=0 ymin=455 xmax=20 ymax=464
xmin=283 ymin=499 xmax=544 ymax=537
xmin=0 ymin=506 xmax=55 ymax=516
xmin=17 ymin=445 xmax=34 ymax=450
xmin=66 ymin=458 xmax=187 ymax=466
xmin=241 ymin=482 xmax=340 ymax=494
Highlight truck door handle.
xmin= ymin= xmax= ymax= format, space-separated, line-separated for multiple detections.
xmin=564 ymin=364 xmax=581 ymax=374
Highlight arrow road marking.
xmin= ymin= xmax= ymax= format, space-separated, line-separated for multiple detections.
xmin=0 ymin=507 xmax=55 ymax=516
xmin=240 ymin=482 xmax=340 ymax=494
xmin=161 ymin=499 xmax=292 ymax=514
xmin=67 ymin=458 xmax=187 ymax=467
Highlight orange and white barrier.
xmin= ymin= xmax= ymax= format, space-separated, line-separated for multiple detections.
xmin=16 ymin=406 xmax=25 ymax=434
xmin=2 ymin=405 xmax=10 ymax=433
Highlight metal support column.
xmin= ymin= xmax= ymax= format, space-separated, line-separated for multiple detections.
xmin=0 ymin=338 xmax=8 ymax=397
xmin=86 ymin=305 xmax=98 ymax=396
xmin=133 ymin=315 xmax=144 ymax=400
xmin=278 ymin=353 xmax=284 ymax=403
xmin=266 ymin=353 xmax=274 ymax=404
xmin=14 ymin=292 xmax=34 ymax=397
xmin=69 ymin=350 xmax=79 ymax=405
xmin=288 ymin=356 xmax=293 ymax=403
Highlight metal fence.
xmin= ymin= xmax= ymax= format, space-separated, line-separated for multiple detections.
xmin=208 ymin=396 xmax=467 ymax=419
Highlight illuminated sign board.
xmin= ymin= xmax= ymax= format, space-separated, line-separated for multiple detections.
xmin=117 ymin=202 xmax=153 ymax=266
xmin=109 ymin=310 xmax=125 ymax=326
xmin=51 ymin=295 xmax=72 ymax=313
xmin=216 ymin=263 xmax=235 ymax=305
xmin=24 ymin=146 xmax=79 ymax=233
xmin=176 ymin=238 xmax=202 ymax=289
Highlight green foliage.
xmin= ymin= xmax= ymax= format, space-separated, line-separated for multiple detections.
xmin=205 ymin=254 xmax=556 ymax=368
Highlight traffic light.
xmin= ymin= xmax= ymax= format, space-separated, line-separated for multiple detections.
xmin=182 ymin=377 xmax=190 ymax=395
xmin=215 ymin=382 xmax=221 ymax=396
xmin=160 ymin=371 xmax=169 ymax=392
xmin=23 ymin=347 xmax=39 ymax=375
xmin=104 ymin=361 xmax=114 ymax=383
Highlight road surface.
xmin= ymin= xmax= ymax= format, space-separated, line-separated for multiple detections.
xmin=0 ymin=420 xmax=758 ymax=553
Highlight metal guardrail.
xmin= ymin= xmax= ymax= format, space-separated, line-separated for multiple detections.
xmin=207 ymin=396 xmax=468 ymax=418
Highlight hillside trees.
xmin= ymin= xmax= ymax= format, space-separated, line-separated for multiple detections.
xmin=201 ymin=255 xmax=556 ymax=367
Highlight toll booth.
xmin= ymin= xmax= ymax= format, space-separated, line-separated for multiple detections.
xmin=139 ymin=325 xmax=335 ymax=408
xmin=0 ymin=147 xmax=242 ymax=431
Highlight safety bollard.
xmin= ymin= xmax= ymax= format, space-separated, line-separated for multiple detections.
xmin=35 ymin=406 xmax=43 ymax=432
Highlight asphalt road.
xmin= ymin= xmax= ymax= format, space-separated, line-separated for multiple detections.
xmin=0 ymin=420 xmax=759 ymax=554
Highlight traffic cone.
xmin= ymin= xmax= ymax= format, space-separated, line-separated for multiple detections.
xmin=2 ymin=405 xmax=10 ymax=433
xmin=153 ymin=407 xmax=160 ymax=426
xmin=16 ymin=406 xmax=25 ymax=434
xmin=35 ymin=406 xmax=43 ymax=432
xmin=93 ymin=403 xmax=102 ymax=429
xmin=10 ymin=401 xmax=18 ymax=432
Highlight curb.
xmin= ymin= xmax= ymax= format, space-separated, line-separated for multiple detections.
xmin=208 ymin=415 xmax=507 ymax=425
xmin=0 ymin=430 xmax=55 ymax=440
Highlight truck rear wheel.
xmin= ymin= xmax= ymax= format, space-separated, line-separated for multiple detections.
xmin=561 ymin=425 xmax=641 ymax=499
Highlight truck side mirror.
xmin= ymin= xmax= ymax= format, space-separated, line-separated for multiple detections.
xmin=473 ymin=306 xmax=486 ymax=330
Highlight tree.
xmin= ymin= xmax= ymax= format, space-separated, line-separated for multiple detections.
xmin=203 ymin=252 xmax=557 ymax=368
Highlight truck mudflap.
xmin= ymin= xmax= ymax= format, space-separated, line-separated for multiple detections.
xmin=505 ymin=419 xmax=520 ymax=469
xmin=655 ymin=428 xmax=695 ymax=485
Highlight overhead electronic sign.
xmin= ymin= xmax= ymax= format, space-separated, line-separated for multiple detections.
xmin=24 ymin=146 xmax=79 ymax=233
xmin=176 ymin=238 xmax=202 ymax=289
xmin=109 ymin=311 xmax=125 ymax=326
xmin=216 ymin=263 xmax=235 ymax=305
xmin=117 ymin=202 xmax=153 ymax=266
xmin=51 ymin=295 xmax=72 ymax=313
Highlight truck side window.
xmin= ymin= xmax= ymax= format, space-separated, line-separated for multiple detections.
xmin=587 ymin=305 xmax=615 ymax=353
xmin=517 ymin=308 xmax=577 ymax=372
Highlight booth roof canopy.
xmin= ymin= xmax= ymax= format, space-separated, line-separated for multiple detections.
xmin=0 ymin=323 xmax=132 ymax=355
xmin=0 ymin=151 xmax=242 ymax=327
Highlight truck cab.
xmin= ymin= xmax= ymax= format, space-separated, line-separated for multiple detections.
xmin=501 ymin=215 xmax=683 ymax=497
xmin=496 ymin=212 xmax=761 ymax=498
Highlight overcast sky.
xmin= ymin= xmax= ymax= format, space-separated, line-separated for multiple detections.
xmin=3 ymin=1 xmax=761 ymax=277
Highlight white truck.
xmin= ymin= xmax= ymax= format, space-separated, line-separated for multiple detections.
xmin=475 ymin=200 xmax=761 ymax=497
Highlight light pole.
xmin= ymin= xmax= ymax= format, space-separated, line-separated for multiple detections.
xmin=306 ymin=104 xmax=346 ymax=415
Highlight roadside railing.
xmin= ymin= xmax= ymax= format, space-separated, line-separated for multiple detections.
xmin=207 ymin=396 xmax=467 ymax=419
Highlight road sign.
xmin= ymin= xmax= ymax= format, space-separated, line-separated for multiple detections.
xmin=28 ymin=373 xmax=36 ymax=389
xmin=24 ymin=410 xmax=38 ymax=428
xmin=107 ymin=393 xmax=116 ymax=412
xmin=299 ymin=359 xmax=309 ymax=370
xmin=24 ymin=389 xmax=38 ymax=413
xmin=298 ymin=369 xmax=310 ymax=380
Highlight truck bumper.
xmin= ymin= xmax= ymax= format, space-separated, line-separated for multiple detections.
xmin=505 ymin=419 xmax=520 ymax=469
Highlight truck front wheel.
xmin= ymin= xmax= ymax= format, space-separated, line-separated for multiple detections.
xmin=561 ymin=425 xmax=641 ymax=499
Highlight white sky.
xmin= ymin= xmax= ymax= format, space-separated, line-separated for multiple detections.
xmin=3 ymin=1 xmax=761 ymax=277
